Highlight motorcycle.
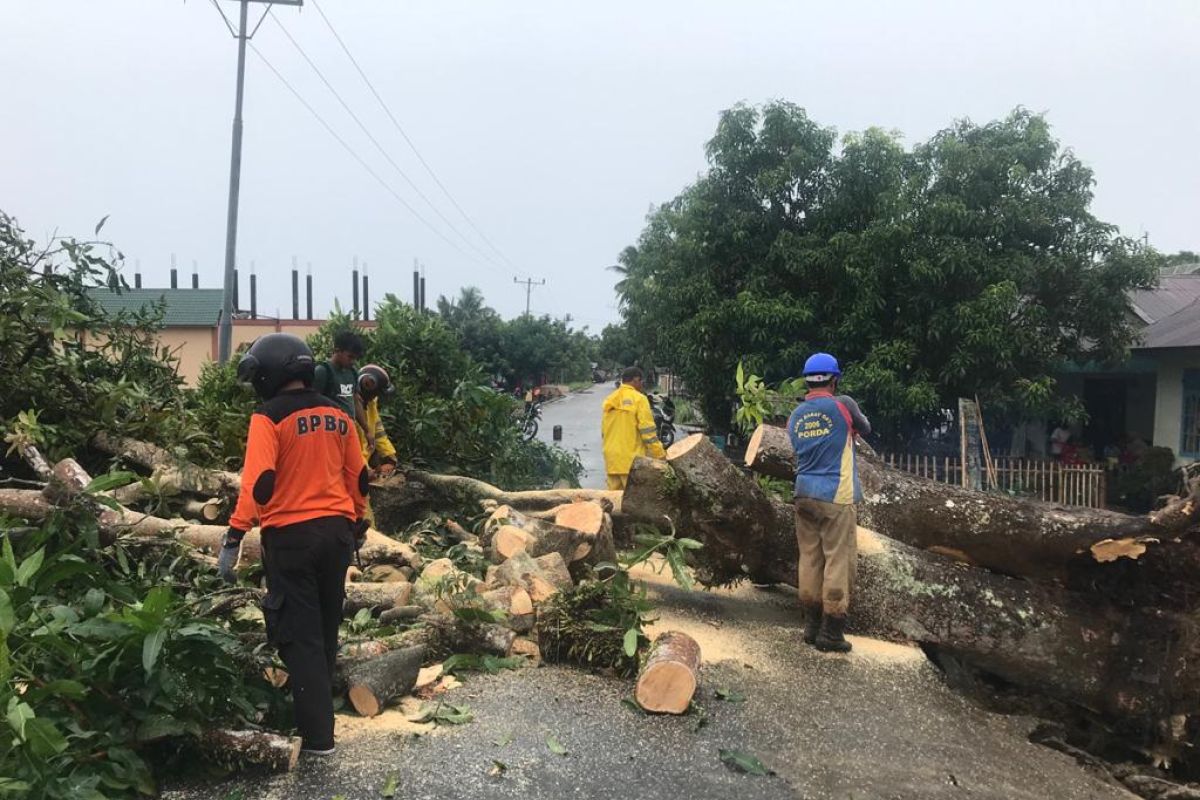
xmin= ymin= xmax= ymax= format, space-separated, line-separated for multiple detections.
xmin=650 ymin=393 xmax=676 ymax=448
xmin=517 ymin=400 xmax=541 ymax=442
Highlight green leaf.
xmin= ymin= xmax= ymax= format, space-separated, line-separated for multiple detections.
xmin=25 ymin=717 xmax=69 ymax=758
xmin=379 ymin=773 xmax=399 ymax=797
xmin=353 ymin=607 xmax=372 ymax=627
xmin=487 ymin=759 xmax=507 ymax=777
xmin=715 ymin=687 xmax=746 ymax=703
xmin=15 ymin=547 xmax=45 ymax=587
xmin=492 ymin=730 xmax=514 ymax=747
xmin=621 ymin=697 xmax=647 ymax=715
xmin=545 ymin=734 xmax=569 ymax=756
xmin=719 ymin=748 xmax=771 ymax=776
xmin=412 ymin=702 xmax=473 ymax=725
xmin=142 ymin=586 xmax=172 ymax=619
xmin=142 ymin=628 xmax=167 ymax=676
xmin=83 ymin=470 xmax=138 ymax=494
xmin=623 ymin=627 xmax=639 ymax=658
xmin=136 ymin=713 xmax=187 ymax=742
xmin=6 ymin=699 xmax=34 ymax=740
xmin=41 ymin=679 xmax=87 ymax=700
xmin=83 ymin=587 xmax=106 ymax=616
xmin=0 ymin=589 xmax=13 ymax=636
xmin=0 ymin=778 xmax=31 ymax=794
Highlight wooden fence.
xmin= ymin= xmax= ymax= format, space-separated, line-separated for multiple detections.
xmin=879 ymin=453 xmax=1108 ymax=509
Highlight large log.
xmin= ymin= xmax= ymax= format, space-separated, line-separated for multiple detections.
xmin=635 ymin=631 xmax=701 ymax=714
xmin=344 ymin=582 xmax=414 ymax=615
xmin=345 ymin=644 xmax=425 ymax=717
xmin=626 ymin=434 xmax=1200 ymax=728
xmin=197 ymin=729 xmax=302 ymax=772
xmin=744 ymin=424 xmax=1200 ymax=591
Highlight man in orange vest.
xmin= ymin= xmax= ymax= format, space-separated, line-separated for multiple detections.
xmin=220 ymin=333 xmax=368 ymax=756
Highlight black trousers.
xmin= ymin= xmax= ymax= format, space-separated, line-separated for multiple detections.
xmin=261 ymin=516 xmax=354 ymax=749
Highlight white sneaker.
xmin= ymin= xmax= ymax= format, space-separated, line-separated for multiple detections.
xmin=301 ymin=744 xmax=336 ymax=756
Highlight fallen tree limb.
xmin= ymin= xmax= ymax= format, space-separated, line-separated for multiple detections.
xmin=626 ymin=435 xmax=1200 ymax=728
xmin=91 ymin=432 xmax=241 ymax=498
xmin=345 ymin=644 xmax=424 ymax=717
xmin=744 ymin=424 xmax=1200 ymax=590
xmin=369 ymin=469 xmax=621 ymax=532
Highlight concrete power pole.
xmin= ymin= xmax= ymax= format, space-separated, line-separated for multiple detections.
xmin=514 ymin=276 xmax=545 ymax=316
xmin=213 ymin=0 xmax=303 ymax=363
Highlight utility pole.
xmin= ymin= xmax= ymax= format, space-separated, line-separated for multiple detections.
xmin=514 ymin=276 xmax=545 ymax=316
xmin=212 ymin=0 xmax=303 ymax=363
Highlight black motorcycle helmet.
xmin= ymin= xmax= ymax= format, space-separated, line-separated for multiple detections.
xmin=237 ymin=333 xmax=316 ymax=400
xmin=357 ymin=364 xmax=395 ymax=402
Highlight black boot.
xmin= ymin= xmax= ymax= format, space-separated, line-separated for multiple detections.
xmin=815 ymin=614 xmax=852 ymax=653
xmin=802 ymin=603 xmax=822 ymax=645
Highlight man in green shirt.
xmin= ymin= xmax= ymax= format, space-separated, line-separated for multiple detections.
xmin=314 ymin=330 xmax=373 ymax=453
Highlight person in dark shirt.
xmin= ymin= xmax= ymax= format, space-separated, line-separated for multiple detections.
xmin=786 ymin=352 xmax=871 ymax=653
xmin=222 ymin=333 xmax=368 ymax=756
xmin=313 ymin=330 xmax=373 ymax=454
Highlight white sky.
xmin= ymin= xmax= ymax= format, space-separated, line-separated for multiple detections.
xmin=3 ymin=0 xmax=1197 ymax=329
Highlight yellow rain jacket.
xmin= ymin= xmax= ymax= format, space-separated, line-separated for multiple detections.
xmin=358 ymin=397 xmax=397 ymax=468
xmin=602 ymin=383 xmax=666 ymax=476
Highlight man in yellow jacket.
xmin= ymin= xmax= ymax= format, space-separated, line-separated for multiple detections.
xmin=357 ymin=364 xmax=398 ymax=477
xmin=602 ymin=366 xmax=666 ymax=490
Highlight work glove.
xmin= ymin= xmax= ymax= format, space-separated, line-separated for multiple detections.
xmin=218 ymin=528 xmax=245 ymax=584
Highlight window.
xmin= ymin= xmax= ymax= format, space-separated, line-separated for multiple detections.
xmin=1182 ymin=370 xmax=1200 ymax=458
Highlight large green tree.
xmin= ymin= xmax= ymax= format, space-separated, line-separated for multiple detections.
xmin=616 ymin=103 xmax=1161 ymax=437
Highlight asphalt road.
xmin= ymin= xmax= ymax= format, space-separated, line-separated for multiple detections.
xmin=536 ymin=384 xmax=611 ymax=489
xmin=166 ymin=569 xmax=1132 ymax=800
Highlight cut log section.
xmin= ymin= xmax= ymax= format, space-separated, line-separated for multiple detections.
xmin=492 ymin=552 xmax=573 ymax=604
xmin=481 ymin=585 xmax=535 ymax=633
xmin=635 ymin=631 xmax=701 ymax=714
xmin=344 ymin=582 xmax=414 ymax=615
xmin=198 ymin=729 xmax=302 ymax=772
xmin=181 ymin=497 xmax=224 ymax=523
xmin=378 ymin=605 xmax=424 ymax=625
xmin=345 ymin=644 xmax=425 ymax=717
xmin=743 ymin=424 xmax=1200 ymax=592
xmin=485 ymin=504 xmax=617 ymax=570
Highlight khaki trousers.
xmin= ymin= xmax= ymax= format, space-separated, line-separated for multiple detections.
xmin=794 ymin=497 xmax=857 ymax=616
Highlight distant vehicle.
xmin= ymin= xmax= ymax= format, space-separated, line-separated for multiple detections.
xmin=650 ymin=393 xmax=676 ymax=448
xmin=517 ymin=399 xmax=541 ymax=441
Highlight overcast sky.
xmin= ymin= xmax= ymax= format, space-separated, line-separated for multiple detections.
xmin=3 ymin=0 xmax=1197 ymax=329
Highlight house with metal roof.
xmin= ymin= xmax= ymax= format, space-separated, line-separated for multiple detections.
xmin=86 ymin=286 xmax=350 ymax=385
xmin=1011 ymin=272 xmax=1200 ymax=464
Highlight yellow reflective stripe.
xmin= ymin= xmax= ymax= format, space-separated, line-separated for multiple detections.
xmin=834 ymin=437 xmax=856 ymax=505
xmin=638 ymin=426 xmax=658 ymax=434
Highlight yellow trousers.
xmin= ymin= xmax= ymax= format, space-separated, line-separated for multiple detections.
xmin=606 ymin=474 xmax=628 ymax=491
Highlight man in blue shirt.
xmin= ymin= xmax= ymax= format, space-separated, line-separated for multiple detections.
xmin=787 ymin=352 xmax=871 ymax=653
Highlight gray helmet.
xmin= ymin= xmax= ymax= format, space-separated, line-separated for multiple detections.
xmin=237 ymin=333 xmax=316 ymax=400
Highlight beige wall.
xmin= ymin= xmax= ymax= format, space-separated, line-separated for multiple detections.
xmin=157 ymin=328 xmax=219 ymax=386
xmin=1152 ymin=350 xmax=1200 ymax=462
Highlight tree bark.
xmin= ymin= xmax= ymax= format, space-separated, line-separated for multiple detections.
xmin=627 ymin=434 xmax=1200 ymax=727
xmin=345 ymin=644 xmax=425 ymax=717
xmin=92 ymin=432 xmax=241 ymax=498
xmin=636 ymin=631 xmax=700 ymax=714
xmin=484 ymin=504 xmax=617 ymax=570
xmin=744 ymin=424 xmax=1200 ymax=591
xmin=197 ymin=729 xmax=302 ymax=772
xmin=344 ymin=582 xmax=413 ymax=616
xmin=368 ymin=469 xmax=621 ymax=532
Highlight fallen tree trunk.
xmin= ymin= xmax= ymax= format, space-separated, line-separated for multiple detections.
xmin=369 ymin=469 xmax=621 ymax=533
xmin=626 ymin=435 xmax=1200 ymax=728
xmin=345 ymin=644 xmax=425 ymax=717
xmin=197 ymin=729 xmax=302 ymax=772
xmin=744 ymin=424 xmax=1200 ymax=592
xmin=636 ymin=631 xmax=700 ymax=714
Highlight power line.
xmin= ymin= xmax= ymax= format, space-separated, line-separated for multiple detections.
xmin=247 ymin=43 xmax=475 ymax=259
xmin=308 ymin=0 xmax=521 ymax=272
xmin=270 ymin=13 xmax=502 ymax=269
